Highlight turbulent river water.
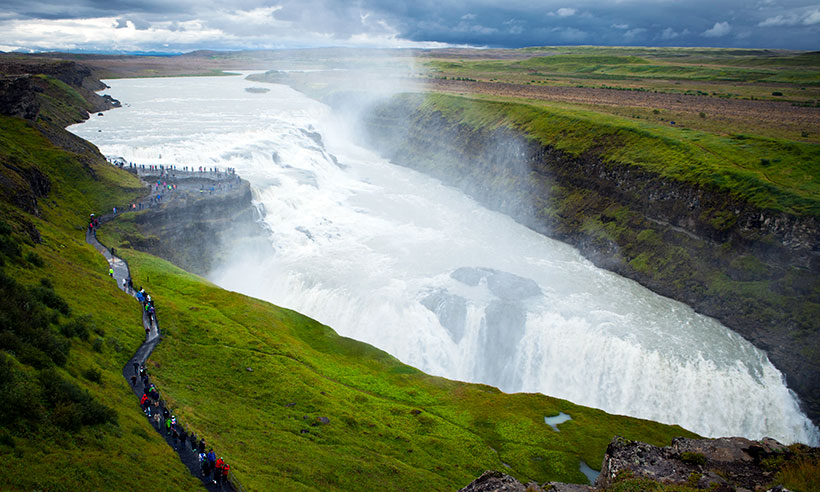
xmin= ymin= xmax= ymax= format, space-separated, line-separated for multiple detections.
xmin=70 ymin=74 xmax=819 ymax=445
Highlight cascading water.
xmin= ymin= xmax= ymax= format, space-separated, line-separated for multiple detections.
xmin=70 ymin=74 xmax=820 ymax=445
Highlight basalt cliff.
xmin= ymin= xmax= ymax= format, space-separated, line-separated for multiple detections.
xmin=359 ymin=93 xmax=820 ymax=426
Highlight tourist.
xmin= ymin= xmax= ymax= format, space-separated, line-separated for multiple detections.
xmin=221 ymin=460 xmax=231 ymax=486
xmin=214 ymin=457 xmax=225 ymax=485
xmin=200 ymin=452 xmax=210 ymax=478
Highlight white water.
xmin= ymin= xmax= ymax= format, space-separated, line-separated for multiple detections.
xmin=70 ymin=74 xmax=820 ymax=445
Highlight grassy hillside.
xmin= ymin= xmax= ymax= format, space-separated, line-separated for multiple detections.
xmin=94 ymin=237 xmax=696 ymax=491
xmin=0 ymin=76 xmax=201 ymax=489
xmin=413 ymin=92 xmax=820 ymax=217
xmin=0 ymin=66 xmax=697 ymax=491
xmin=426 ymin=46 xmax=820 ymax=98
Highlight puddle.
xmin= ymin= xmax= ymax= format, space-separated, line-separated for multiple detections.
xmin=579 ymin=460 xmax=600 ymax=485
xmin=544 ymin=412 xmax=571 ymax=431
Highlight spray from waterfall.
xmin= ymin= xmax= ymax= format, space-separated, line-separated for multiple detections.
xmin=69 ymin=72 xmax=820 ymax=446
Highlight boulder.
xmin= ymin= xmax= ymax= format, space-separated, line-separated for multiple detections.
xmin=458 ymin=470 xmax=542 ymax=492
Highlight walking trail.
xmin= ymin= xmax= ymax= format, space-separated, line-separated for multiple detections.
xmin=86 ymin=167 xmax=243 ymax=492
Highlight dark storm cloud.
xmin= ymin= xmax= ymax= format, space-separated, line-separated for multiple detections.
xmin=355 ymin=0 xmax=820 ymax=49
xmin=0 ymin=0 xmax=818 ymax=52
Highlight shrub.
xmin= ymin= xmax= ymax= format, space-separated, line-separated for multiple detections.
xmin=25 ymin=251 xmax=44 ymax=267
xmin=0 ymin=431 xmax=14 ymax=448
xmin=32 ymin=329 xmax=70 ymax=366
xmin=60 ymin=315 xmax=91 ymax=341
xmin=17 ymin=344 xmax=54 ymax=369
xmin=0 ymin=353 xmax=45 ymax=426
xmin=699 ymin=112 xmax=706 ymax=118
xmin=681 ymin=451 xmax=707 ymax=466
xmin=775 ymin=455 xmax=820 ymax=492
xmin=92 ymin=337 xmax=104 ymax=353
xmin=30 ymin=284 xmax=70 ymax=316
xmin=39 ymin=368 xmax=117 ymax=428
xmin=83 ymin=367 xmax=102 ymax=384
xmin=105 ymin=337 xmax=123 ymax=353
xmin=52 ymin=401 xmax=83 ymax=431
xmin=772 ymin=91 xmax=783 ymax=96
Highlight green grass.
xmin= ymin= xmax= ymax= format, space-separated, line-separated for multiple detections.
xmin=0 ymin=66 xmax=697 ymax=492
xmin=0 ymin=219 xmax=200 ymax=492
xmin=412 ymin=93 xmax=820 ymax=216
xmin=775 ymin=454 xmax=820 ymax=492
xmin=422 ymin=46 xmax=820 ymax=105
xmin=0 ymin=122 xmax=198 ymax=490
xmin=94 ymin=242 xmax=697 ymax=491
xmin=428 ymin=46 xmax=820 ymax=86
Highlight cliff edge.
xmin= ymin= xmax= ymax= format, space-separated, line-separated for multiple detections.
xmin=361 ymin=93 xmax=820 ymax=427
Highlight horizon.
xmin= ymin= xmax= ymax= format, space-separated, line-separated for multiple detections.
xmin=3 ymin=44 xmax=817 ymax=58
xmin=1 ymin=1 xmax=818 ymax=53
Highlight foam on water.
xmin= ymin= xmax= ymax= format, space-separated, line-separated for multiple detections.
xmin=70 ymin=74 xmax=820 ymax=445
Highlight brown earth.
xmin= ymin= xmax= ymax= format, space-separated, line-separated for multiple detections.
xmin=427 ymin=78 xmax=820 ymax=137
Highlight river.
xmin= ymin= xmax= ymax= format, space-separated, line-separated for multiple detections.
xmin=69 ymin=73 xmax=819 ymax=445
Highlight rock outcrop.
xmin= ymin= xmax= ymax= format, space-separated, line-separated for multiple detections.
xmin=124 ymin=174 xmax=269 ymax=276
xmin=0 ymin=58 xmax=123 ymax=236
xmin=0 ymin=58 xmax=120 ymax=125
xmin=596 ymin=436 xmax=792 ymax=490
xmin=459 ymin=436 xmax=815 ymax=492
xmin=458 ymin=470 xmax=545 ymax=492
xmin=360 ymin=94 xmax=820 ymax=426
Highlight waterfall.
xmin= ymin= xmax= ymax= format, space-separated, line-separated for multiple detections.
xmin=70 ymin=74 xmax=820 ymax=445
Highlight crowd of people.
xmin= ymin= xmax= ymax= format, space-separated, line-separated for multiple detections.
xmin=130 ymin=361 xmax=232 ymax=487
xmin=135 ymin=288 xmax=156 ymax=329
xmin=92 ymin=159 xmax=243 ymax=490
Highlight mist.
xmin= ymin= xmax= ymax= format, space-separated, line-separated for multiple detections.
xmin=69 ymin=66 xmax=820 ymax=446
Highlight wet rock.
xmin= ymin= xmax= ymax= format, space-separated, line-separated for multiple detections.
xmin=545 ymin=483 xmax=592 ymax=492
xmin=285 ymin=402 xmax=296 ymax=408
xmin=295 ymin=226 xmax=314 ymax=241
xmin=316 ymin=417 xmax=330 ymax=424
xmin=245 ymin=367 xmax=253 ymax=372
xmin=363 ymin=98 xmax=820 ymax=425
xmin=485 ymin=300 xmax=527 ymax=347
xmin=451 ymin=266 xmax=484 ymax=286
xmin=458 ymin=470 xmax=540 ymax=492
xmin=485 ymin=270 xmax=541 ymax=300
xmin=420 ymin=290 xmax=467 ymax=343
xmin=450 ymin=267 xmax=541 ymax=300
xmin=410 ymin=409 xmax=422 ymax=415
xmin=595 ymin=436 xmax=794 ymax=491
xmin=300 ymin=128 xmax=324 ymax=147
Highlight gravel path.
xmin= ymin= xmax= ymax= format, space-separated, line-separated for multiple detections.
xmin=86 ymin=168 xmax=243 ymax=492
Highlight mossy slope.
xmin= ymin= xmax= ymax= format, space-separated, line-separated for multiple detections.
xmin=0 ymin=72 xmax=199 ymax=490
xmin=100 ymin=245 xmax=696 ymax=491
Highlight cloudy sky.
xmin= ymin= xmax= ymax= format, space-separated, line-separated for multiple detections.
xmin=0 ymin=0 xmax=818 ymax=53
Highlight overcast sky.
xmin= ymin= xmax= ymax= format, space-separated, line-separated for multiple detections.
xmin=0 ymin=0 xmax=818 ymax=53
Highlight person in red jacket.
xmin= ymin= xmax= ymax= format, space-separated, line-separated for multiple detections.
xmin=213 ymin=457 xmax=225 ymax=485
xmin=221 ymin=461 xmax=230 ymax=486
